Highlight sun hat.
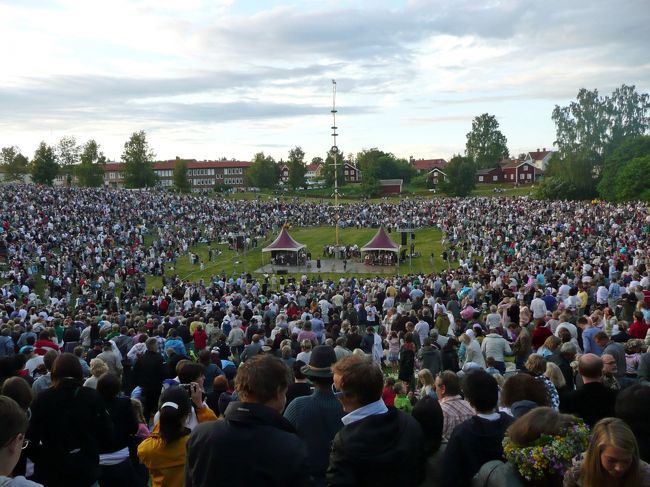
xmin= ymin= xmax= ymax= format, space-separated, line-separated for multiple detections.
xmin=301 ymin=345 xmax=337 ymax=378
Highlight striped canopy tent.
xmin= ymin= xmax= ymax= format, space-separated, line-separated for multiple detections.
xmin=262 ymin=227 xmax=306 ymax=265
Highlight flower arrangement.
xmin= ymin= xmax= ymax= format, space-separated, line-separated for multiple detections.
xmin=502 ymin=420 xmax=590 ymax=481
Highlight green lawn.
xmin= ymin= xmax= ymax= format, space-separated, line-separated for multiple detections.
xmin=146 ymin=226 xmax=450 ymax=291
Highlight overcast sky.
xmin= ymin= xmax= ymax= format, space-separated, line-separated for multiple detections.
xmin=1 ymin=0 xmax=649 ymax=163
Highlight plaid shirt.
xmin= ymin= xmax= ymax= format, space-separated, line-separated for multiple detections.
xmin=439 ymin=395 xmax=475 ymax=440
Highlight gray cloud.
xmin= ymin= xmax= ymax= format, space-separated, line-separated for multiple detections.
xmin=0 ymin=65 xmax=377 ymax=129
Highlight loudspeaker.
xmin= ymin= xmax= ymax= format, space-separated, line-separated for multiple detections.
xmin=277 ymin=269 xmax=288 ymax=275
xmin=412 ymin=233 xmax=416 ymax=240
xmin=401 ymin=233 xmax=407 ymax=245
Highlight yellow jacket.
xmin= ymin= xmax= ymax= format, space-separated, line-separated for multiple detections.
xmin=138 ymin=406 xmax=217 ymax=487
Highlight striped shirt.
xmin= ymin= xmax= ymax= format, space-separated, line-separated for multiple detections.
xmin=439 ymin=395 xmax=475 ymax=440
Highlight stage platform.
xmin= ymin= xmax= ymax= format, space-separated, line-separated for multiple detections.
xmin=255 ymin=259 xmax=398 ymax=274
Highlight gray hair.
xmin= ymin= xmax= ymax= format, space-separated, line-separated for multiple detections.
xmin=560 ymin=342 xmax=577 ymax=355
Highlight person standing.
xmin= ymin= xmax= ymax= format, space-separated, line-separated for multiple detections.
xmin=327 ymin=355 xmax=424 ymax=487
xmin=284 ymin=346 xmax=344 ymax=487
xmin=441 ymin=370 xmax=514 ymax=487
xmin=185 ymin=355 xmax=311 ymax=487
xmin=481 ymin=325 xmax=512 ymax=374
xmin=560 ymin=353 xmax=618 ymax=427
xmin=132 ymin=338 xmax=165 ymax=423
xmin=27 ymin=353 xmax=113 ymax=487
xmin=435 ymin=371 xmax=475 ymax=441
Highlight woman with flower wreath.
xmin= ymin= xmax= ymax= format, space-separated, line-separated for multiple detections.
xmin=564 ymin=417 xmax=650 ymax=487
xmin=472 ymin=407 xmax=588 ymax=487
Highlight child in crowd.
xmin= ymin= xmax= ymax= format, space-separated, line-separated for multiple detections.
xmin=484 ymin=356 xmax=500 ymax=376
xmin=387 ymin=331 xmax=400 ymax=373
xmin=382 ymin=377 xmax=396 ymax=407
xmin=625 ymin=339 xmax=643 ymax=377
xmin=393 ymin=381 xmax=413 ymax=414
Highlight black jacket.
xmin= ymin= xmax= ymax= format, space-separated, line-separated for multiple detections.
xmin=186 ymin=401 xmax=311 ymax=487
xmin=441 ymin=412 xmax=514 ymax=487
xmin=27 ymin=378 xmax=113 ymax=487
xmin=326 ymin=407 xmax=424 ymax=487
xmin=132 ymin=350 xmax=165 ymax=391
xmin=559 ymin=381 xmax=618 ymax=427
xmin=102 ymin=395 xmax=139 ymax=453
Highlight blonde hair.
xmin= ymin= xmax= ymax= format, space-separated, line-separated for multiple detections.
xmin=131 ymin=398 xmax=146 ymax=423
xmin=459 ymin=333 xmax=470 ymax=346
xmin=418 ymin=369 xmax=435 ymax=387
xmin=352 ymin=348 xmax=367 ymax=358
xmin=580 ymin=418 xmax=640 ymax=487
xmin=544 ymin=362 xmax=566 ymax=389
xmin=525 ymin=354 xmax=547 ymax=375
xmin=90 ymin=358 xmax=108 ymax=378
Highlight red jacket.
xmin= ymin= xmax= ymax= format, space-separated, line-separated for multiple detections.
xmin=532 ymin=326 xmax=553 ymax=350
xmin=382 ymin=386 xmax=396 ymax=407
xmin=34 ymin=339 xmax=60 ymax=356
xmin=629 ymin=320 xmax=650 ymax=339
xmin=193 ymin=330 xmax=208 ymax=350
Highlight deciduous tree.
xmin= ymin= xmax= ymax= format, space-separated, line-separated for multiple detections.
xmin=31 ymin=142 xmax=59 ymax=185
xmin=439 ymin=155 xmax=476 ymax=197
xmin=173 ymin=157 xmax=191 ymax=193
xmin=122 ymin=131 xmax=157 ymax=188
xmin=76 ymin=139 xmax=106 ymax=187
xmin=1 ymin=146 xmax=28 ymax=181
xmin=245 ymin=152 xmax=278 ymax=189
xmin=287 ymin=146 xmax=307 ymax=190
xmin=465 ymin=114 xmax=509 ymax=169
xmin=598 ymin=135 xmax=650 ymax=201
xmin=612 ymin=155 xmax=650 ymax=202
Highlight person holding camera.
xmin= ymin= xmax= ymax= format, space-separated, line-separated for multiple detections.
xmin=138 ymin=383 xmax=216 ymax=487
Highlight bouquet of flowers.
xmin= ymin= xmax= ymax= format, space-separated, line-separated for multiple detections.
xmin=502 ymin=419 xmax=590 ymax=481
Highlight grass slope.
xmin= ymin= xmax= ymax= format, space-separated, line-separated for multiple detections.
xmin=146 ymin=226 xmax=450 ymax=291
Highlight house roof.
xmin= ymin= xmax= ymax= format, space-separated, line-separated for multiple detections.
xmin=475 ymin=167 xmax=502 ymax=175
xmin=379 ymin=179 xmax=403 ymax=185
xmin=428 ymin=167 xmax=447 ymax=175
xmin=412 ymin=159 xmax=446 ymax=171
xmin=103 ymin=160 xmax=252 ymax=171
xmin=262 ymin=227 xmax=306 ymax=252
xmin=527 ymin=150 xmax=552 ymax=161
xmin=500 ymin=158 xmax=525 ymax=169
xmin=361 ymin=226 xmax=399 ymax=253
xmin=306 ymin=163 xmax=321 ymax=172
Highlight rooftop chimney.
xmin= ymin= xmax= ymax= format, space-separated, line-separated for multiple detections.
xmin=543 ymin=147 xmax=546 ymax=151
xmin=536 ymin=148 xmax=540 ymax=152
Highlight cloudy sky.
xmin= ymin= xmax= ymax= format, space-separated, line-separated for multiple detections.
xmin=1 ymin=0 xmax=648 ymax=163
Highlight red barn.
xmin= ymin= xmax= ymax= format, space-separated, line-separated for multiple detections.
xmin=500 ymin=159 xmax=542 ymax=184
xmin=379 ymin=179 xmax=403 ymax=194
xmin=476 ymin=166 xmax=503 ymax=184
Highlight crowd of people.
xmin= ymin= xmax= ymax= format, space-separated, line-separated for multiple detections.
xmin=1 ymin=184 xmax=650 ymax=486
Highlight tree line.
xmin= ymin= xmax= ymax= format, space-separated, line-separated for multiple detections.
xmin=3 ymin=84 xmax=648 ymax=200
xmin=0 ymin=131 xmax=157 ymax=189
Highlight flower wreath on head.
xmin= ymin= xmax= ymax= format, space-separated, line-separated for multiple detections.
xmin=502 ymin=419 xmax=590 ymax=481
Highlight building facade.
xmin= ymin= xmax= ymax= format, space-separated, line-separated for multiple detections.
xmin=103 ymin=160 xmax=252 ymax=191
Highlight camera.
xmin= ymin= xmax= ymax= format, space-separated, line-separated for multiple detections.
xmin=180 ymin=383 xmax=195 ymax=395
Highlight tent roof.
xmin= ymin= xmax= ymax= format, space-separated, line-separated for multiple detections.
xmin=262 ymin=227 xmax=305 ymax=252
xmin=361 ymin=226 xmax=400 ymax=252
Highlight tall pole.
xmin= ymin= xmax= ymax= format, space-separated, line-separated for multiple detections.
xmin=330 ymin=80 xmax=340 ymax=246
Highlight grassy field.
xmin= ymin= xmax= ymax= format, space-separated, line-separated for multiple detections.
xmin=145 ymin=226 xmax=450 ymax=291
